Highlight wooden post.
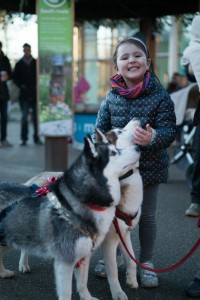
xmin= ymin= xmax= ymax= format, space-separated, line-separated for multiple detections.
xmin=139 ymin=17 xmax=156 ymax=65
xmin=45 ymin=136 xmax=68 ymax=171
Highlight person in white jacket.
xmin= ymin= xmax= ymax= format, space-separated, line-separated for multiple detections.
xmin=181 ymin=14 xmax=200 ymax=299
xmin=181 ymin=15 xmax=200 ymax=92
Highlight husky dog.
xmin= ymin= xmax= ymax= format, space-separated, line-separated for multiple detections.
xmin=102 ymin=119 xmax=143 ymax=300
xmin=0 ymin=130 xmax=140 ymax=300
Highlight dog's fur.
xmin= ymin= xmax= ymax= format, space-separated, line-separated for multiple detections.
xmin=0 ymin=127 xmax=141 ymax=300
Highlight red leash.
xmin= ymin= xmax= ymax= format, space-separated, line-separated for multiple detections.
xmin=113 ymin=217 xmax=200 ymax=273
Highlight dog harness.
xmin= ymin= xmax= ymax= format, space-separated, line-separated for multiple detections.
xmin=115 ymin=209 xmax=138 ymax=230
xmin=117 ymin=168 xmax=138 ymax=229
xmin=34 ymin=180 xmax=99 ymax=253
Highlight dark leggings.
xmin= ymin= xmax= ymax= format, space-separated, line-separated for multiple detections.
xmin=0 ymin=99 xmax=8 ymax=141
xmin=191 ymin=126 xmax=200 ymax=204
xmin=139 ymin=184 xmax=159 ymax=263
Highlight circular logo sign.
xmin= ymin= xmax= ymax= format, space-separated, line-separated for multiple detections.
xmin=43 ymin=0 xmax=67 ymax=8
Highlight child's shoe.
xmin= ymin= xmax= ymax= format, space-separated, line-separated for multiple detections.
xmin=139 ymin=261 xmax=158 ymax=288
xmin=94 ymin=252 xmax=124 ymax=278
xmin=185 ymin=203 xmax=200 ymax=217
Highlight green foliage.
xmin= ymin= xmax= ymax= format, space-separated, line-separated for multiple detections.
xmin=155 ymin=13 xmax=199 ymax=32
xmin=39 ymin=102 xmax=72 ymax=123
xmin=0 ymin=11 xmax=36 ymax=29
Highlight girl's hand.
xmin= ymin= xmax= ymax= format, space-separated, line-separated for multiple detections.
xmin=134 ymin=124 xmax=152 ymax=146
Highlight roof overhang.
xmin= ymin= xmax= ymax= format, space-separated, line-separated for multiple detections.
xmin=0 ymin=0 xmax=199 ymax=20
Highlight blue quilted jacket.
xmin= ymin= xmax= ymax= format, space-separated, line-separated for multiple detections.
xmin=95 ymin=74 xmax=176 ymax=186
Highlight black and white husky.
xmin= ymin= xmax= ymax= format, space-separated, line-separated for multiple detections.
xmin=0 ymin=128 xmax=140 ymax=300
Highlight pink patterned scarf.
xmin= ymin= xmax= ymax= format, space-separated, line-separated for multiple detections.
xmin=110 ymin=71 xmax=151 ymax=99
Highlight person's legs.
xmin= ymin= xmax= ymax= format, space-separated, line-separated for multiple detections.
xmin=185 ymin=126 xmax=200 ymax=216
xmin=0 ymin=100 xmax=8 ymax=142
xmin=139 ymin=184 xmax=159 ymax=263
xmin=0 ymin=100 xmax=12 ymax=147
xmin=139 ymin=184 xmax=159 ymax=288
xmin=31 ymin=101 xmax=42 ymax=144
xmin=191 ymin=126 xmax=200 ymax=204
xmin=20 ymin=100 xmax=29 ymax=145
xmin=31 ymin=101 xmax=39 ymax=143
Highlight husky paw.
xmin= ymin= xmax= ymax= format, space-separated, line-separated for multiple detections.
xmin=0 ymin=269 xmax=15 ymax=278
xmin=126 ymin=272 xmax=138 ymax=289
xmin=19 ymin=263 xmax=30 ymax=273
xmin=112 ymin=291 xmax=128 ymax=300
xmin=126 ymin=278 xmax=138 ymax=289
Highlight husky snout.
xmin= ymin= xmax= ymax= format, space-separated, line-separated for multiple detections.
xmin=134 ymin=145 xmax=140 ymax=152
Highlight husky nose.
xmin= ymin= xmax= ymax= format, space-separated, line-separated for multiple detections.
xmin=135 ymin=145 xmax=140 ymax=152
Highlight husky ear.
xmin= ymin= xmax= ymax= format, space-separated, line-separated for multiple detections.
xmin=94 ymin=128 xmax=108 ymax=144
xmin=84 ymin=136 xmax=98 ymax=158
xmin=86 ymin=133 xmax=93 ymax=142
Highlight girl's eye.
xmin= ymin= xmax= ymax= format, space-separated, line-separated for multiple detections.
xmin=135 ymin=54 xmax=142 ymax=58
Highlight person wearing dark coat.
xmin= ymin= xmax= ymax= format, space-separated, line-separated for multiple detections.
xmin=13 ymin=43 xmax=42 ymax=146
xmin=0 ymin=41 xmax=12 ymax=148
xmin=94 ymin=37 xmax=176 ymax=288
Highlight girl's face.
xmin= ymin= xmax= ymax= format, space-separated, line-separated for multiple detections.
xmin=115 ymin=42 xmax=151 ymax=88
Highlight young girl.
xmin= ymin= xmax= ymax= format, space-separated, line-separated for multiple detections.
xmin=94 ymin=37 xmax=176 ymax=288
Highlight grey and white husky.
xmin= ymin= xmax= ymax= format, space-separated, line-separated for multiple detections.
xmin=0 ymin=128 xmax=140 ymax=300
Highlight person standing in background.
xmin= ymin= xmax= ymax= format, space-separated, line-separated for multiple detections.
xmin=166 ymin=72 xmax=181 ymax=94
xmin=0 ymin=41 xmax=13 ymax=148
xmin=180 ymin=15 xmax=200 ymax=217
xmin=13 ymin=43 xmax=42 ymax=146
xmin=180 ymin=14 xmax=200 ymax=298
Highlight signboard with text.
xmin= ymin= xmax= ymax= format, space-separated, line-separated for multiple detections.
xmin=37 ymin=0 xmax=73 ymax=136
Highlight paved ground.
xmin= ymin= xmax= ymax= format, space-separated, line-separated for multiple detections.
xmin=0 ymin=120 xmax=199 ymax=299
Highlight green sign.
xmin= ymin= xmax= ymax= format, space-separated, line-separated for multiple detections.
xmin=37 ymin=0 xmax=73 ymax=136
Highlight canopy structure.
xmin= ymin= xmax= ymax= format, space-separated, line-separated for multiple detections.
xmin=75 ymin=0 xmax=200 ymax=21
xmin=0 ymin=0 xmax=199 ymax=20
xmin=0 ymin=0 xmax=199 ymax=70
